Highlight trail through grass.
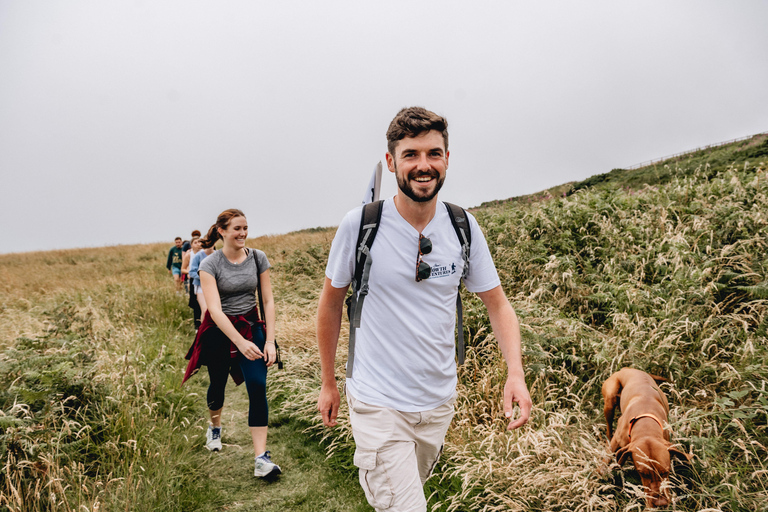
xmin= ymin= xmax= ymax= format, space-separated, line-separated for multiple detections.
xmin=182 ymin=347 xmax=371 ymax=512
xmin=0 ymin=238 xmax=370 ymax=511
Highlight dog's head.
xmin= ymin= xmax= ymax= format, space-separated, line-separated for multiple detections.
xmin=617 ymin=437 xmax=692 ymax=508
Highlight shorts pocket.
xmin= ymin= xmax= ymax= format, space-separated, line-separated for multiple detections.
xmin=354 ymin=447 xmax=395 ymax=510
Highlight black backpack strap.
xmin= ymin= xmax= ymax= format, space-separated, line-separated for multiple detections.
xmin=346 ymin=200 xmax=383 ymax=378
xmin=346 ymin=200 xmax=471 ymax=374
xmin=252 ymin=249 xmax=283 ymax=369
xmin=444 ymin=202 xmax=472 ymax=365
xmin=252 ymin=249 xmax=266 ymax=324
xmin=352 ymin=200 xmax=384 ymax=292
xmin=444 ymin=202 xmax=471 ymax=277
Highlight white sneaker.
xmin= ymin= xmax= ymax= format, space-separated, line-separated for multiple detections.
xmin=205 ymin=426 xmax=222 ymax=452
xmin=254 ymin=451 xmax=281 ymax=478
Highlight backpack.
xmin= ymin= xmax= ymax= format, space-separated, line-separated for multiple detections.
xmin=345 ymin=200 xmax=472 ymax=378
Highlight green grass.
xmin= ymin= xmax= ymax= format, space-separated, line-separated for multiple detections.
xmin=182 ymin=382 xmax=370 ymax=512
xmin=267 ymin=154 xmax=768 ymax=511
xmin=0 ymin=239 xmax=369 ymax=512
xmin=569 ymin=132 xmax=768 ymax=194
xmin=477 ymin=132 xmax=768 ymax=209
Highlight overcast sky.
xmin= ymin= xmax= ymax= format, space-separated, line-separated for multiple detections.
xmin=1 ymin=1 xmax=767 ymax=254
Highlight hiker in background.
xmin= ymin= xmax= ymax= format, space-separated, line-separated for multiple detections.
xmin=317 ymin=107 xmax=531 ymax=511
xmin=182 ymin=209 xmax=281 ymax=479
xmin=166 ymin=237 xmax=184 ymax=294
xmin=179 ymin=230 xmax=200 ymax=293
xmin=182 ymin=236 xmax=203 ymax=328
xmin=183 ymin=230 xmax=201 ymax=260
xmin=190 ymin=237 xmax=215 ymax=323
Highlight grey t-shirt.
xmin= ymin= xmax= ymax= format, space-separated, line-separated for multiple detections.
xmin=198 ymin=248 xmax=271 ymax=315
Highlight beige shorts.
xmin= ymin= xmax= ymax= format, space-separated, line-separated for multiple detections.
xmin=346 ymin=388 xmax=456 ymax=512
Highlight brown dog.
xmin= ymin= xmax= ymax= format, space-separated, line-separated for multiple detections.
xmin=602 ymin=368 xmax=692 ymax=508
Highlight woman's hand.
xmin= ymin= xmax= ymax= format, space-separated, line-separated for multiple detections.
xmin=264 ymin=342 xmax=277 ymax=367
xmin=236 ymin=338 xmax=263 ymax=361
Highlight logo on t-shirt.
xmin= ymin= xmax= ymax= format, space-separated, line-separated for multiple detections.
xmin=427 ymin=262 xmax=457 ymax=279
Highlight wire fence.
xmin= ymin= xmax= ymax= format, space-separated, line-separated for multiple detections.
xmin=623 ymin=132 xmax=768 ymax=170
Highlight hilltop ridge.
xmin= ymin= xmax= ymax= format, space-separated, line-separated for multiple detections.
xmin=477 ymin=131 xmax=768 ymax=209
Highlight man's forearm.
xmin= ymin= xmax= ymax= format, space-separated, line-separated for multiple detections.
xmin=478 ymin=285 xmax=531 ymax=429
xmin=478 ymin=286 xmax=524 ymax=375
xmin=491 ymin=303 xmax=525 ymax=377
xmin=317 ymin=303 xmax=342 ymax=385
xmin=317 ymin=278 xmax=348 ymax=386
xmin=316 ymin=278 xmax=347 ymax=428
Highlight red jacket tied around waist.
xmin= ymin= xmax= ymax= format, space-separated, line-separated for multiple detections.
xmin=182 ymin=307 xmax=264 ymax=385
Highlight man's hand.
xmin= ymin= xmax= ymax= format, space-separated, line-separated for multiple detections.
xmin=504 ymin=375 xmax=532 ymax=430
xmin=318 ymin=383 xmax=341 ymax=427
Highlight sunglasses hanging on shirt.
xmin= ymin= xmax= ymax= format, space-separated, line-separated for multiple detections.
xmin=416 ymin=234 xmax=432 ymax=282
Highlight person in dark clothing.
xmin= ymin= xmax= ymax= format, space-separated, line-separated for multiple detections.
xmin=166 ymin=237 xmax=183 ymax=293
xmin=183 ymin=236 xmax=203 ymax=328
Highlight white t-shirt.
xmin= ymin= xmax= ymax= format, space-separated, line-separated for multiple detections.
xmin=325 ymin=197 xmax=501 ymax=411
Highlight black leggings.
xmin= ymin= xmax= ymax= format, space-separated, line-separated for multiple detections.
xmin=188 ymin=286 xmax=201 ymax=328
xmin=204 ymin=328 xmax=268 ymax=427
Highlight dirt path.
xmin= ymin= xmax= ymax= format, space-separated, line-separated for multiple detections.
xmin=188 ymin=376 xmax=371 ymax=512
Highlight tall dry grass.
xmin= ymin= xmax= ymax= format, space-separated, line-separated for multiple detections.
xmin=0 ymin=228 xmax=338 ymax=511
xmin=3 ymin=157 xmax=767 ymax=511
xmin=253 ymin=227 xmax=336 ymax=349
xmin=0 ymin=243 xmax=219 ymax=511
xmin=268 ymin=161 xmax=768 ymax=511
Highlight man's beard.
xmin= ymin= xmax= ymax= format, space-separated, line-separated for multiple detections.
xmin=396 ymin=168 xmax=445 ymax=203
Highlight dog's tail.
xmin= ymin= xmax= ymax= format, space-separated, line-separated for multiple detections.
xmin=648 ymin=373 xmax=668 ymax=384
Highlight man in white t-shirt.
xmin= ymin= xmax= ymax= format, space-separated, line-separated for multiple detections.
xmin=317 ymin=107 xmax=531 ymax=511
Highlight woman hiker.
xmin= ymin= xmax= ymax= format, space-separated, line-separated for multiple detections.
xmin=182 ymin=235 xmax=203 ymax=328
xmin=182 ymin=208 xmax=281 ymax=478
xmin=189 ymin=236 xmax=215 ymax=326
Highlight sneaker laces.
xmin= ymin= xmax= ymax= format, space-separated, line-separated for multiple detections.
xmin=210 ymin=427 xmax=221 ymax=440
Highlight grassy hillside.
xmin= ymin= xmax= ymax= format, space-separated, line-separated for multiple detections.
xmin=0 ymin=233 xmax=370 ymax=512
xmin=478 ymin=132 xmax=768 ymax=208
xmin=457 ymin=160 xmax=767 ymax=511
xmin=569 ymin=132 xmax=768 ymax=194
xmin=270 ymin=139 xmax=768 ymax=511
xmin=1 ymin=133 xmax=766 ymax=511
xmin=0 ymin=244 xmax=215 ymax=511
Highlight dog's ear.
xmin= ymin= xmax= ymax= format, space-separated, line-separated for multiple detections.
xmin=616 ymin=445 xmax=633 ymax=466
xmin=669 ymin=445 xmax=693 ymax=462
